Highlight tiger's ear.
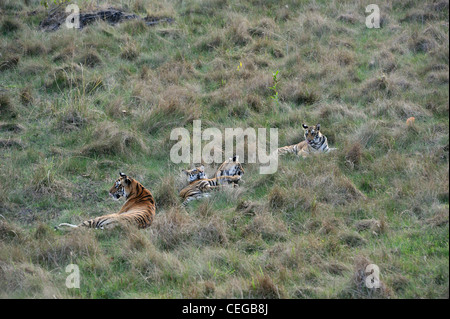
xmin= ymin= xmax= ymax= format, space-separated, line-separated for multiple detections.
xmin=119 ymin=172 xmax=127 ymax=178
xmin=302 ymin=124 xmax=308 ymax=130
xmin=233 ymin=155 xmax=239 ymax=162
xmin=124 ymin=177 xmax=131 ymax=185
xmin=316 ymin=123 xmax=320 ymax=131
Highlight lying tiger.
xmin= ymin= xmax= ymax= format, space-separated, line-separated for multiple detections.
xmin=179 ymin=175 xmax=241 ymax=206
xmin=182 ymin=156 xmax=244 ymax=185
xmin=277 ymin=123 xmax=335 ymax=158
xmin=183 ymin=165 xmax=208 ymax=183
xmin=180 ymin=156 xmax=244 ymax=205
xmin=56 ymin=173 xmax=156 ymax=230
xmin=215 ymin=155 xmax=244 ymax=186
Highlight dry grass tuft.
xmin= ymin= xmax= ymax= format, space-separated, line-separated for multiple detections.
xmin=152 ymin=207 xmax=193 ymax=249
xmin=78 ymin=50 xmax=102 ymax=68
xmin=315 ymin=102 xmax=366 ymax=122
xmin=19 ymin=87 xmax=33 ymax=105
xmin=298 ymin=11 xmax=333 ymax=38
xmin=369 ymin=50 xmax=397 ymax=73
xmin=424 ymin=208 xmax=449 ymax=228
xmin=0 ymin=55 xmax=20 ymax=72
xmin=426 ymin=71 xmax=449 ymax=84
xmin=194 ymin=216 xmax=228 ymax=246
xmin=80 ymin=121 xmax=148 ymax=156
xmin=44 ymin=64 xmax=82 ymax=91
xmin=1 ymin=16 xmax=21 ymax=34
xmin=236 ymin=200 xmax=262 ymax=216
xmin=195 ymin=30 xmax=224 ymax=52
xmin=401 ymin=10 xmax=438 ymax=23
xmin=0 ymin=138 xmax=24 ymax=149
xmin=137 ymin=84 xmax=199 ymax=134
xmin=280 ymin=81 xmax=320 ymax=105
xmin=0 ymin=93 xmax=17 ymax=119
xmin=345 ymin=142 xmax=362 ymax=169
xmin=22 ymin=41 xmax=48 ymax=57
xmin=249 ymin=274 xmax=283 ymax=298
xmin=226 ymin=14 xmax=252 ymax=46
xmin=355 ymin=219 xmax=386 ymax=234
xmin=160 ymin=60 xmax=196 ymax=85
xmin=0 ymin=122 xmax=24 ymax=133
xmin=339 ymin=232 xmax=366 ymax=247
xmin=34 ymin=229 xmax=100 ymax=267
xmin=268 ymin=185 xmax=287 ymax=210
xmin=29 ymin=159 xmax=71 ymax=198
xmin=337 ymin=13 xmax=360 ymax=25
xmin=33 ymin=223 xmax=54 ymax=240
xmin=249 ymin=17 xmax=278 ymax=37
xmin=120 ymin=41 xmax=140 ymax=61
xmin=0 ymin=220 xmax=24 ymax=242
xmin=154 ymin=176 xmax=180 ymax=209
xmin=244 ymin=211 xmax=288 ymax=241
xmin=0 ymin=262 xmax=60 ymax=298
xmin=409 ymin=35 xmax=437 ymax=53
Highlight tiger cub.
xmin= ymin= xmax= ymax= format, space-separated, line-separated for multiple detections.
xmin=56 ymin=173 xmax=156 ymax=230
xmin=277 ymin=123 xmax=335 ymax=158
xmin=214 ymin=155 xmax=244 ymax=187
xmin=182 ymin=157 xmax=244 ymax=186
xmin=179 ymin=175 xmax=241 ymax=206
xmin=182 ymin=165 xmax=207 ymax=183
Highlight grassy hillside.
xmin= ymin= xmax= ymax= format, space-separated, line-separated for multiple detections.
xmin=0 ymin=0 xmax=448 ymax=298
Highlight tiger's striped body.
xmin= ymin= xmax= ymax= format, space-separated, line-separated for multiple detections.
xmin=57 ymin=173 xmax=156 ymax=230
xmin=179 ymin=175 xmax=241 ymax=206
xmin=277 ymin=123 xmax=334 ymax=158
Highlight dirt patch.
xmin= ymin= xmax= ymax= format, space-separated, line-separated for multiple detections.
xmin=39 ymin=6 xmax=173 ymax=32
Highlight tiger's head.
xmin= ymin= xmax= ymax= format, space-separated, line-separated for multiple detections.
xmin=302 ymin=123 xmax=323 ymax=145
xmin=220 ymin=155 xmax=245 ymax=177
xmin=183 ymin=165 xmax=207 ymax=183
xmin=109 ymin=172 xmax=133 ymax=200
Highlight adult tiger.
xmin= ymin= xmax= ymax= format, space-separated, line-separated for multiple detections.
xmin=277 ymin=123 xmax=335 ymax=158
xmin=179 ymin=175 xmax=241 ymax=206
xmin=56 ymin=173 xmax=156 ymax=230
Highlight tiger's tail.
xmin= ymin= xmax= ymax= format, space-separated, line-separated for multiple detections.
xmin=55 ymin=223 xmax=79 ymax=230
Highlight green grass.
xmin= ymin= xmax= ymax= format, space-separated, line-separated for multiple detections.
xmin=0 ymin=0 xmax=448 ymax=299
